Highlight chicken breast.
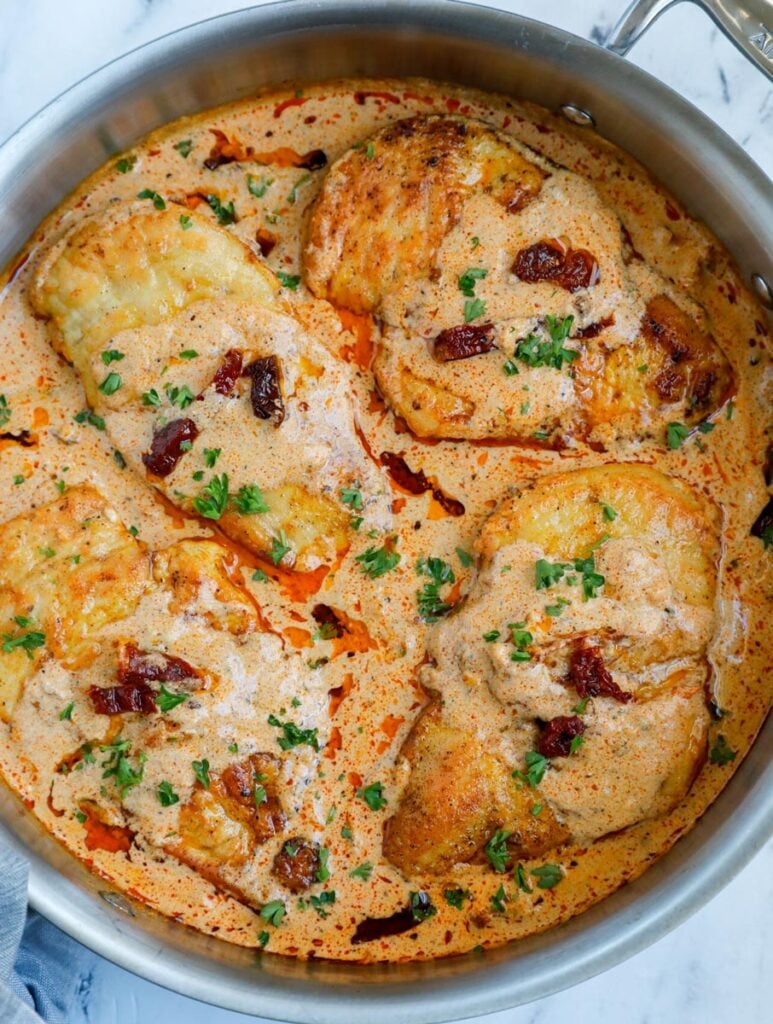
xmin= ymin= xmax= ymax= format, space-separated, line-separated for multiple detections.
xmin=30 ymin=203 xmax=390 ymax=571
xmin=305 ymin=115 xmax=733 ymax=444
xmin=385 ymin=465 xmax=717 ymax=875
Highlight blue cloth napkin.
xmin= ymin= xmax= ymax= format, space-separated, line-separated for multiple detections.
xmin=0 ymin=843 xmax=94 ymax=1024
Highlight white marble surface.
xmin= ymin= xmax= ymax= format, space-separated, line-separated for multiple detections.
xmin=2 ymin=1 xmax=771 ymax=1022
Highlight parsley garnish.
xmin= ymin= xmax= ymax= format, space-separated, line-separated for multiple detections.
xmin=355 ymin=543 xmax=400 ymax=579
xmin=287 ymin=173 xmax=311 ymax=205
xmin=512 ymin=750 xmax=549 ymax=788
xmin=350 ymin=862 xmax=373 ymax=881
xmin=443 ymin=887 xmax=471 ymax=909
xmin=157 ymin=781 xmax=179 ymax=806
xmin=164 ymin=383 xmax=195 ymax=409
xmin=194 ymin=473 xmax=230 ymax=520
xmin=141 ymin=388 xmax=161 ymax=408
xmin=455 ymin=547 xmax=473 ymax=567
xmin=508 ymin=621 xmax=533 ymax=662
xmin=531 ymin=863 xmax=563 ymax=889
xmin=277 ymin=271 xmax=301 ymax=290
xmin=515 ymin=315 xmax=578 ymax=370
xmin=74 ymin=408 xmax=105 ymax=431
xmin=203 ymin=447 xmax=221 ymax=468
xmin=356 ymin=781 xmax=387 ymax=811
xmin=709 ymin=735 xmax=737 ymax=766
xmin=247 ymin=174 xmax=273 ymax=197
xmin=491 ymin=884 xmax=508 ymax=913
xmin=484 ymin=829 xmax=511 ymax=873
xmin=340 ymin=485 xmax=363 ymax=511
xmin=483 ymin=629 xmax=501 ymax=642
xmin=59 ymin=702 xmax=75 ymax=721
xmin=309 ymin=891 xmax=336 ymax=918
xmin=137 ymin=188 xmax=166 ymax=210
xmin=101 ymin=349 xmax=125 ymax=365
xmin=251 ymin=569 xmax=269 ymax=582
xmin=267 ymin=713 xmax=319 ymax=751
xmin=269 ymin=531 xmax=291 ymax=565
xmin=98 ymin=371 xmax=122 ymax=395
xmin=464 ymin=297 xmax=486 ymax=322
xmin=600 ymin=502 xmax=617 ymax=522
xmin=514 ymin=863 xmax=532 ymax=893
xmin=179 ymin=214 xmax=192 ymax=230
xmin=115 ymin=155 xmax=136 ymax=173
xmin=2 ymin=618 xmax=45 ymax=658
xmin=416 ymin=556 xmax=455 ymax=622
xmin=409 ymin=891 xmax=437 ymax=922
xmin=458 ymin=267 xmax=488 ymax=297
xmin=100 ymin=738 xmax=146 ymax=797
xmin=205 ymin=193 xmax=236 ymax=225
xmin=192 ymin=758 xmax=211 ymax=788
xmin=233 ymin=483 xmax=269 ymax=515
xmin=316 ymin=847 xmax=331 ymax=883
xmin=535 ymin=559 xmax=566 ymax=589
xmin=156 ymin=685 xmax=187 ymax=713
xmin=666 ymin=422 xmax=689 ymax=449
xmin=179 ymin=349 xmax=198 ymax=360
xmin=260 ymin=899 xmax=286 ymax=927
xmin=0 ymin=395 xmax=9 ymax=428
xmin=173 ymin=139 xmax=193 ymax=158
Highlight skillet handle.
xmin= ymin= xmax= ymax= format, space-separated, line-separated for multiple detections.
xmin=605 ymin=0 xmax=773 ymax=81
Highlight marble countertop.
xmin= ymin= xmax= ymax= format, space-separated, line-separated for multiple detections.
xmin=1 ymin=1 xmax=770 ymax=1022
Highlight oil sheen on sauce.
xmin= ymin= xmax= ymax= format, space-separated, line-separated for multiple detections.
xmin=0 ymin=78 xmax=770 ymax=964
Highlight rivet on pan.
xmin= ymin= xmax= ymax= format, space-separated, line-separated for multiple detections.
xmin=751 ymin=273 xmax=773 ymax=309
xmin=560 ymin=104 xmax=595 ymax=128
xmin=99 ymin=890 xmax=136 ymax=916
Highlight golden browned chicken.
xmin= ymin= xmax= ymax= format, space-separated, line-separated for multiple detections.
xmin=385 ymin=465 xmax=717 ymax=875
xmin=31 ymin=203 xmax=390 ymax=570
xmin=305 ymin=114 xmax=733 ymax=444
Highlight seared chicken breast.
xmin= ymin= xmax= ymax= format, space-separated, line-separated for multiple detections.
xmin=305 ymin=115 xmax=733 ymax=444
xmin=31 ymin=203 xmax=390 ymax=570
xmin=385 ymin=465 xmax=717 ymax=875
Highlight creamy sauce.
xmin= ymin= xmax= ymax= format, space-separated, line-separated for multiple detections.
xmin=0 ymin=77 xmax=770 ymax=963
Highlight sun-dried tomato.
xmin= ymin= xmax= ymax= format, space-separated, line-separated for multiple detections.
xmin=243 ymin=355 xmax=284 ymax=425
xmin=513 ymin=239 xmax=599 ymax=292
xmin=141 ymin=418 xmax=198 ymax=477
xmin=565 ymin=642 xmax=632 ymax=703
xmin=118 ymin=643 xmax=200 ymax=685
xmin=208 ymin=349 xmax=243 ymax=396
xmin=538 ymin=715 xmax=586 ymax=758
xmin=88 ymin=683 xmax=157 ymax=716
xmin=433 ymin=322 xmax=496 ymax=362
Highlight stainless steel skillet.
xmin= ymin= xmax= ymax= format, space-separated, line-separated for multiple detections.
xmin=0 ymin=1 xmax=770 ymax=1021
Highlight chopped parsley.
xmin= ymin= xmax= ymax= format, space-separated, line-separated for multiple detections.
xmin=545 ymin=596 xmax=570 ymax=617
xmin=115 ymin=155 xmax=136 ymax=173
xmin=409 ymin=891 xmax=437 ymax=922
xmin=0 ymin=395 xmax=9 ymax=428
xmin=156 ymin=685 xmax=187 ymax=713
xmin=458 ymin=267 xmax=488 ymax=297
xmin=512 ymin=750 xmax=549 ymax=788
xmin=483 ymin=629 xmax=501 ymax=643
xmin=287 ymin=173 xmax=311 ymax=205
xmin=531 ymin=863 xmax=563 ymax=889
xmin=247 ymin=174 xmax=273 ymax=197
xmin=515 ymin=315 xmax=578 ymax=370
xmin=267 ymin=713 xmax=320 ymax=751
xmin=233 ymin=483 xmax=269 ymax=515
xmin=269 ymin=532 xmax=291 ymax=565
xmin=205 ymin=194 xmax=236 ymax=225
xmin=74 ymin=408 xmax=106 ymax=431
xmin=59 ymin=702 xmax=75 ymax=721
xmin=173 ymin=139 xmax=193 ymax=158
xmin=600 ymin=502 xmax=617 ymax=522
xmin=464 ymin=297 xmax=486 ymax=323
xmin=2 ymin=618 xmax=45 ymax=658
xmin=277 ymin=271 xmax=301 ymax=290
xmin=193 ymin=473 xmax=230 ymax=520
xmin=251 ymin=569 xmax=269 ymax=583
xmin=258 ymin=930 xmax=270 ymax=947
xmin=203 ymin=447 xmax=221 ymax=468
xmin=508 ymin=621 xmax=533 ymax=662
xmin=415 ymin=556 xmax=455 ymax=623
xmin=309 ymin=891 xmax=336 ymax=918
xmin=490 ymin=884 xmax=508 ymax=913
xmin=100 ymin=738 xmax=146 ymax=797
xmin=179 ymin=349 xmax=198 ymax=360
xmin=164 ymin=383 xmax=195 ymax=410
xmin=192 ymin=758 xmax=211 ymax=788
xmin=13 ymin=475 xmax=25 ymax=485
xmin=709 ymin=735 xmax=737 ymax=766
xmin=101 ymin=349 xmax=125 ymax=365
xmin=356 ymin=781 xmax=387 ymax=811
xmin=484 ymin=829 xmax=512 ymax=873
xmin=179 ymin=214 xmax=192 ymax=230
xmin=350 ymin=862 xmax=373 ymax=881
xmin=137 ymin=188 xmax=166 ymax=210
xmin=340 ymin=485 xmax=364 ymax=511
xmin=535 ymin=559 xmax=566 ymax=589
xmin=157 ymin=781 xmax=179 ymax=807
xmin=572 ymin=697 xmax=589 ymax=715
xmin=113 ymin=450 xmax=127 ymax=470
xmin=98 ymin=371 xmax=122 ymax=396
xmin=141 ymin=388 xmax=161 ymax=408
xmin=443 ymin=887 xmax=471 ymax=910
xmin=455 ymin=547 xmax=473 ymax=567
xmin=503 ymin=358 xmax=520 ymax=377
xmin=260 ymin=899 xmax=286 ymax=927
xmin=666 ymin=421 xmax=689 ymax=449
xmin=514 ymin=863 xmax=532 ymax=893
xmin=316 ymin=847 xmax=331 ymax=883
xmin=355 ymin=543 xmax=400 ymax=579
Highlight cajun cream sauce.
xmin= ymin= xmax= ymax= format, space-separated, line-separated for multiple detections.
xmin=0 ymin=78 xmax=770 ymax=963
